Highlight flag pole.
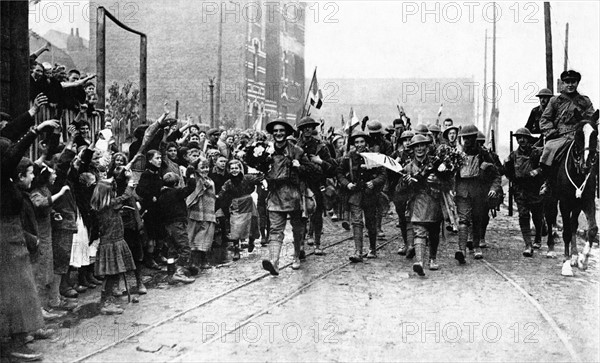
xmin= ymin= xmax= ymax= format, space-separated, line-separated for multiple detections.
xmin=301 ymin=67 xmax=317 ymax=118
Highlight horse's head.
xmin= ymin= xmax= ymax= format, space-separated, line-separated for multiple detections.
xmin=573 ymin=109 xmax=599 ymax=172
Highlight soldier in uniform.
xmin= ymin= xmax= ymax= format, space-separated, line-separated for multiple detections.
xmin=504 ymin=128 xmax=549 ymax=257
xmin=454 ymin=125 xmax=502 ymax=263
xmin=247 ymin=119 xmax=318 ymax=275
xmin=337 ymin=130 xmax=387 ymax=262
xmin=525 ymin=88 xmax=553 ymax=145
xmin=539 ymin=70 xmax=595 ymax=195
xmin=442 ymin=125 xmax=460 ymax=150
xmin=391 ymin=130 xmax=415 ymax=256
xmin=403 ymin=134 xmax=451 ymax=275
xmin=367 ymin=120 xmax=394 ymax=239
xmin=297 ymin=116 xmax=337 ymax=256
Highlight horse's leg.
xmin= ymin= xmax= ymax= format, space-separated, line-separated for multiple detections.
xmin=559 ymin=201 xmax=571 ymax=259
xmin=578 ymin=198 xmax=597 ymax=270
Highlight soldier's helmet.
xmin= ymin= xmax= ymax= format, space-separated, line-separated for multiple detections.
xmin=536 ymin=88 xmax=554 ymax=98
xmin=400 ymin=130 xmax=415 ymax=140
xmin=408 ymin=134 xmax=432 ymax=148
xmin=297 ymin=116 xmax=320 ymax=130
xmin=458 ymin=124 xmax=479 ymax=137
xmin=349 ymin=129 xmax=372 ymax=145
xmin=413 ymin=124 xmax=430 ymax=135
xmin=476 ymin=131 xmax=486 ymax=142
xmin=512 ymin=128 xmax=534 ymax=139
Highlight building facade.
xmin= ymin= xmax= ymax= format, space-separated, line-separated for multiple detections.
xmin=88 ymin=0 xmax=305 ymax=129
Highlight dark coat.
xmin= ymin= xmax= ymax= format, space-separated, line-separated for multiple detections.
xmin=337 ymin=150 xmax=386 ymax=206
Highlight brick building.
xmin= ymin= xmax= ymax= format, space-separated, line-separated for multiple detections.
xmin=88 ymin=0 xmax=306 ymax=129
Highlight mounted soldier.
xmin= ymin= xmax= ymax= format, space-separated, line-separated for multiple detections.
xmin=539 ymin=70 xmax=595 ymax=196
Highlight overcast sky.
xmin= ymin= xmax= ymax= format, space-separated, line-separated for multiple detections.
xmin=29 ymin=1 xmax=599 ymax=152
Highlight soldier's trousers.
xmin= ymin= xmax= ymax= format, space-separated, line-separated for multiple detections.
xmin=268 ymin=211 xmax=304 ymax=258
xmin=413 ymin=222 xmax=441 ymax=262
xmin=456 ymin=194 xmax=488 ymax=249
xmin=307 ymin=187 xmax=325 ymax=246
xmin=349 ymin=202 xmax=377 ymax=234
xmin=515 ymin=193 xmax=544 ymax=245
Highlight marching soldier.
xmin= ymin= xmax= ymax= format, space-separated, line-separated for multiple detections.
xmin=442 ymin=125 xmax=460 ymax=150
xmin=403 ymin=134 xmax=451 ymax=275
xmin=504 ymin=128 xmax=549 ymax=257
xmin=367 ymin=120 xmax=394 ymax=239
xmin=337 ymin=130 xmax=387 ymax=262
xmin=247 ymin=119 xmax=318 ymax=275
xmin=454 ymin=125 xmax=502 ymax=263
xmin=391 ymin=130 xmax=415 ymax=256
xmin=297 ymin=116 xmax=337 ymax=256
xmin=539 ymin=70 xmax=595 ymax=196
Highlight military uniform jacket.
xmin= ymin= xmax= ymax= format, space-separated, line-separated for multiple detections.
xmin=404 ymin=156 xmax=445 ymax=223
xmin=455 ymin=146 xmax=502 ymax=198
xmin=525 ymin=105 xmax=544 ymax=134
xmin=297 ymin=136 xmax=337 ymax=182
xmin=255 ymin=141 xmax=319 ymax=212
xmin=504 ymin=146 xmax=543 ymax=201
xmin=336 ymin=150 xmax=386 ymax=206
xmin=540 ymin=91 xmax=595 ymax=138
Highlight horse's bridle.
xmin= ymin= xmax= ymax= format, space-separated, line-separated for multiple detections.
xmin=565 ymin=142 xmax=594 ymax=199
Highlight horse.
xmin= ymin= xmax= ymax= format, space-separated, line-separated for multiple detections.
xmin=554 ymin=109 xmax=599 ymax=276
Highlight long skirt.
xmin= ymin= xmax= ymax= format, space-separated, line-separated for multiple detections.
xmin=0 ymin=215 xmax=43 ymax=336
xmin=188 ymin=220 xmax=216 ymax=252
xmin=94 ymin=237 xmax=136 ymax=277
xmin=228 ymin=195 xmax=260 ymax=240
xmin=70 ymin=216 xmax=91 ymax=268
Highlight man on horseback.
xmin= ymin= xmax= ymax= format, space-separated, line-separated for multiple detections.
xmin=539 ymin=70 xmax=595 ymax=196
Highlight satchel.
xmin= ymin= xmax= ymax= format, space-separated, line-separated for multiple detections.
xmin=301 ymin=187 xmax=316 ymax=219
xmin=24 ymin=232 xmax=39 ymax=254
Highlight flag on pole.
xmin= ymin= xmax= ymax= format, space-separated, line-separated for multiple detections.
xmin=344 ymin=107 xmax=359 ymax=131
xmin=309 ymin=69 xmax=323 ymax=109
xmin=435 ymin=103 xmax=444 ymax=125
xmin=252 ymin=112 xmax=263 ymax=131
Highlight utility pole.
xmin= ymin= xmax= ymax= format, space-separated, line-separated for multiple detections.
xmin=544 ymin=2 xmax=554 ymax=92
xmin=215 ymin=10 xmax=223 ymax=126
xmin=209 ymin=77 xmax=215 ymax=127
xmin=483 ymin=29 xmax=488 ymax=134
xmin=564 ymin=22 xmax=569 ymax=71
xmin=491 ymin=3 xmax=497 ymax=140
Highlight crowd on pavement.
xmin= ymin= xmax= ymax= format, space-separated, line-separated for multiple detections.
xmin=0 ymin=48 xmax=597 ymax=361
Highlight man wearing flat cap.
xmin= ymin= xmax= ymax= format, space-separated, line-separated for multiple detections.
xmin=539 ymin=70 xmax=595 ymax=195
xmin=525 ymin=88 xmax=553 ymax=145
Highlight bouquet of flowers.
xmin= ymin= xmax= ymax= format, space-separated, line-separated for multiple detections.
xmin=243 ymin=142 xmax=273 ymax=172
xmin=433 ymin=144 xmax=465 ymax=178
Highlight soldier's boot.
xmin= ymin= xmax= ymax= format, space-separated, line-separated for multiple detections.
xmin=199 ymin=251 xmax=210 ymax=269
xmin=455 ymin=224 xmax=468 ymax=265
xmin=405 ymin=222 xmax=416 ymax=259
xmin=314 ymin=232 xmax=324 ymax=256
xmin=539 ymin=164 xmax=555 ymax=196
xmin=292 ymin=232 xmax=302 ymax=270
xmin=366 ymin=228 xmax=378 ymax=258
xmin=412 ymin=238 xmax=426 ymax=276
xmin=232 ymin=240 xmax=241 ymax=261
xmin=520 ymin=218 xmax=534 ymax=257
xmin=349 ymin=226 xmax=364 ymax=263
xmin=262 ymin=241 xmax=281 ymax=276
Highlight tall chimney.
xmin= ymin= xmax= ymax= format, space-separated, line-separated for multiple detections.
xmin=70 ymin=28 xmax=74 ymax=35
xmin=76 ymin=28 xmax=79 ymax=37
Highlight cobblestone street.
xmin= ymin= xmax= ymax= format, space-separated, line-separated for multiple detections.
xmin=31 ymin=207 xmax=599 ymax=362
